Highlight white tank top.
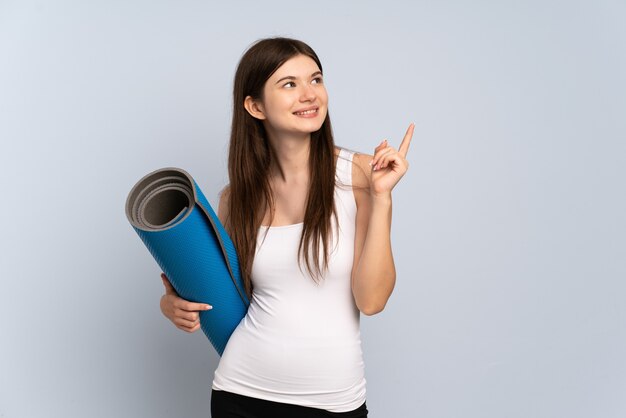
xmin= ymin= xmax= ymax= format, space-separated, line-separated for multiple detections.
xmin=212 ymin=148 xmax=366 ymax=412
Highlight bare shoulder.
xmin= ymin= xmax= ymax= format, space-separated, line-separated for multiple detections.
xmin=351 ymin=152 xmax=373 ymax=191
xmin=217 ymin=185 xmax=230 ymax=225
xmin=334 ymin=146 xmax=372 ymax=190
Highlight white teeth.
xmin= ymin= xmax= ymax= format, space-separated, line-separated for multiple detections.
xmin=295 ymin=109 xmax=317 ymax=115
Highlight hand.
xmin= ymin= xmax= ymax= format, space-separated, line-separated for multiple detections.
xmin=160 ymin=273 xmax=212 ymax=333
xmin=370 ymin=123 xmax=414 ymax=196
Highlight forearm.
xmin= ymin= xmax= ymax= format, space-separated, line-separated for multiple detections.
xmin=353 ymin=192 xmax=396 ymax=315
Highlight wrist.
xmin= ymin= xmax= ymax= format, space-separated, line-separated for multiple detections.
xmin=370 ymin=191 xmax=392 ymax=204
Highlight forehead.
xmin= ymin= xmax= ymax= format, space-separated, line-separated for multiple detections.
xmin=269 ymin=54 xmax=321 ymax=80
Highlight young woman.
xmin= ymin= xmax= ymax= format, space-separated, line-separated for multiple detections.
xmin=159 ymin=37 xmax=413 ymax=418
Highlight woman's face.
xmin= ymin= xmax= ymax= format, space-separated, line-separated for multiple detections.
xmin=251 ymin=54 xmax=328 ymax=138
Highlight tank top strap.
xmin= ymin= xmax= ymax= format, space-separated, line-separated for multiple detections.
xmin=336 ymin=148 xmax=355 ymax=187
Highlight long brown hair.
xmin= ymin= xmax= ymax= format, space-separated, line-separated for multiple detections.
xmin=225 ymin=37 xmax=337 ymax=298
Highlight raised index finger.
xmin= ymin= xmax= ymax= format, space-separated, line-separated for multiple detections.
xmin=398 ymin=123 xmax=415 ymax=158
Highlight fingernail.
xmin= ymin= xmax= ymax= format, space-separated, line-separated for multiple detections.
xmin=369 ymin=159 xmax=373 ymax=166
xmin=205 ymin=305 xmax=212 ymax=310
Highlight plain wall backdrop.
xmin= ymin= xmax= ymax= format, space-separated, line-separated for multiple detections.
xmin=1 ymin=0 xmax=625 ymax=417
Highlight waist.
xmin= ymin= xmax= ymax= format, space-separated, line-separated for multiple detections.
xmin=213 ymin=314 xmax=366 ymax=410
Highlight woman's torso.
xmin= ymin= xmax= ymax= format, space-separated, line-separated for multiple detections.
xmin=212 ymin=148 xmax=366 ymax=413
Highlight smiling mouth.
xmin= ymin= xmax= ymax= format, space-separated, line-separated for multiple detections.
xmin=293 ymin=108 xmax=318 ymax=116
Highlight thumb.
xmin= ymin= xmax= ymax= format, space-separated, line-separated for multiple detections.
xmin=161 ymin=273 xmax=176 ymax=294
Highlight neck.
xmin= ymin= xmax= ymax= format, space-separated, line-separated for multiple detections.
xmin=266 ymin=131 xmax=311 ymax=182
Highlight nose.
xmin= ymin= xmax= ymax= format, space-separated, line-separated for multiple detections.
xmin=299 ymin=83 xmax=317 ymax=102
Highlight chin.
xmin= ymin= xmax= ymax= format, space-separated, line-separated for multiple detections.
xmin=289 ymin=121 xmax=323 ymax=134
xmin=306 ymin=124 xmax=325 ymax=135
xmin=306 ymin=117 xmax=327 ymax=133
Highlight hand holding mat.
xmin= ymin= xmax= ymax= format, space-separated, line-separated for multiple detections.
xmin=125 ymin=168 xmax=249 ymax=356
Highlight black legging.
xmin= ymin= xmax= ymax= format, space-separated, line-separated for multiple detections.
xmin=211 ymin=389 xmax=368 ymax=418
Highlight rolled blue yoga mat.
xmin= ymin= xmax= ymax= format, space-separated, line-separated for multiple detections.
xmin=125 ymin=168 xmax=249 ymax=356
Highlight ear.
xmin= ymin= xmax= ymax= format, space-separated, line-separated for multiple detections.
xmin=244 ymin=96 xmax=266 ymax=120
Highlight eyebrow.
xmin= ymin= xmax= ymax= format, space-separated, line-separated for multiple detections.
xmin=275 ymin=71 xmax=323 ymax=85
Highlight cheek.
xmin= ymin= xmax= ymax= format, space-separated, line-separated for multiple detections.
xmin=319 ymin=89 xmax=329 ymax=116
xmin=270 ymin=95 xmax=294 ymax=112
xmin=318 ymin=87 xmax=329 ymax=104
xmin=261 ymin=98 xmax=287 ymax=121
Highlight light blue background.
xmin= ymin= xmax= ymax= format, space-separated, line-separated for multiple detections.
xmin=1 ymin=1 xmax=625 ymax=417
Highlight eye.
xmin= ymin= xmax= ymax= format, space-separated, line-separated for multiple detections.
xmin=312 ymin=77 xmax=323 ymax=84
xmin=283 ymin=81 xmax=296 ymax=88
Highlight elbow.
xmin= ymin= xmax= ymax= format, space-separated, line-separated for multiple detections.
xmin=353 ymin=272 xmax=396 ymax=316
xmin=359 ymin=300 xmax=388 ymax=316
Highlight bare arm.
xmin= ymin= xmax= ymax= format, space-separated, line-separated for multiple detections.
xmin=351 ymin=124 xmax=414 ymax=315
